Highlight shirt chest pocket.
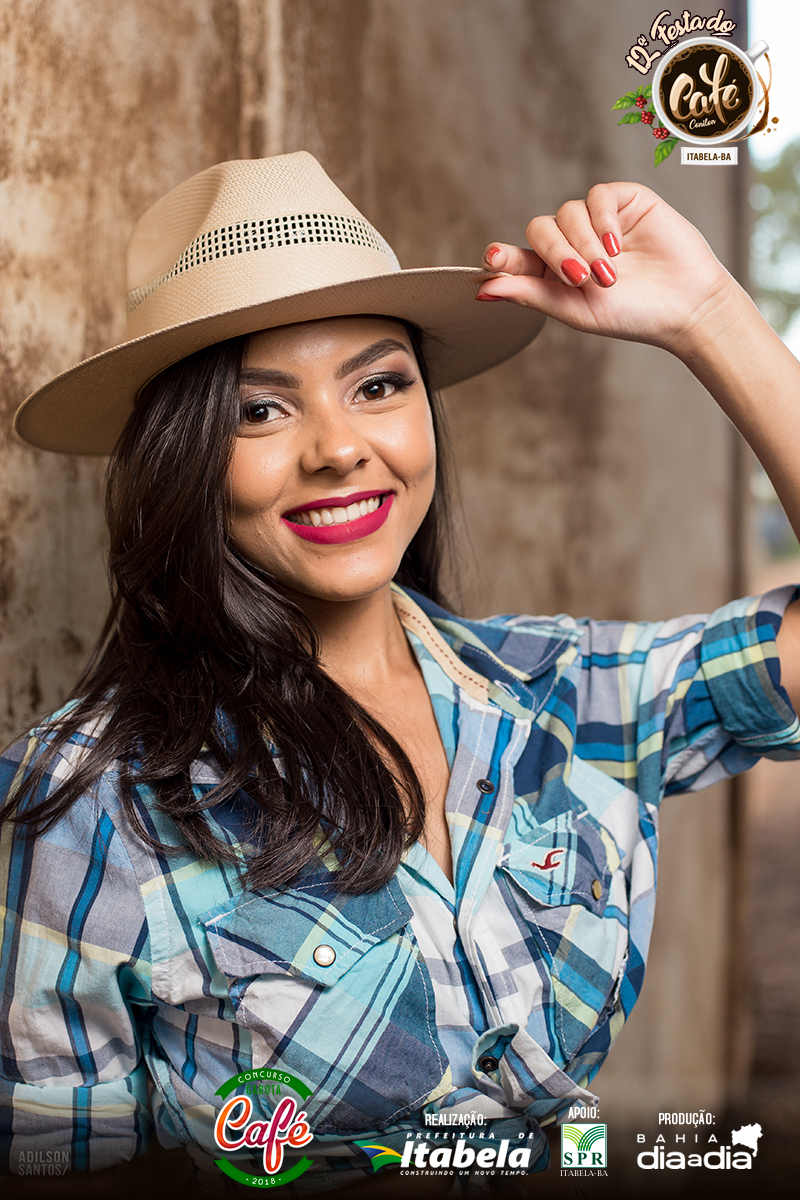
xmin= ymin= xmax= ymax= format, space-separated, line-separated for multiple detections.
xmin=498 ymin=799 xmax=629 ymax=1060
xmin=500 ymin=801 xmax=621 ymax=912
xmin=198 ymin=876 xmax=448 ymax=1135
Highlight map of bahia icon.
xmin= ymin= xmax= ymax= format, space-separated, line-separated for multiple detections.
xmin=652 ymin=37 xmax=768 ymax=145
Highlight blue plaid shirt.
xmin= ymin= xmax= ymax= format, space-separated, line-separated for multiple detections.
xmin=1 ymin=584 xmax=799 ymax=1187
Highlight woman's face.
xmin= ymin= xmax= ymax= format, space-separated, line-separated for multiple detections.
xmin=227 ymin=316 xmax=436 ymax=605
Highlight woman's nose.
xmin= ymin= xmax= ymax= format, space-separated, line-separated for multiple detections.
xmin=299 ymin=404 xmax=372 ymax=476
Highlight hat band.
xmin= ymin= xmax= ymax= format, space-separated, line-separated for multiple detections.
xmin=126 ymin=212 xmax=398 ymax=314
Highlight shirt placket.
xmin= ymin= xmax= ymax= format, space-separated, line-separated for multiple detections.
xmin=447 ymin=691 xmax=531 ymax=1026
xmin=447 ymin=689 xmax=599 ymax=1116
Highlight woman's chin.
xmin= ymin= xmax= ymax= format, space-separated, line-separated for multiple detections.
xmin=275 ymin=566 xmax=400 ymax=609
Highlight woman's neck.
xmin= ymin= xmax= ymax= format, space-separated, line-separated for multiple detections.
xmin=291 ymin=583 xmax=415 ymax=693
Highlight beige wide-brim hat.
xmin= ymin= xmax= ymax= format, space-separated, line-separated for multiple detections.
xmin=14 ymin=152 xmax=545 ymax=455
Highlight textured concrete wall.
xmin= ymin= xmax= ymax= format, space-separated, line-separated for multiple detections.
xmin=0 ymin=0 xmax=245 ymax=741
xmin=1 ymin=0 xmax=748 ymax=1131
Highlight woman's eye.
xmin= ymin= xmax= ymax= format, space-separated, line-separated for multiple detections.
xmin=360 ymin=378 xmax=395 ymax=401
xmin=239 ymin=397 xmax=285 ymax=425
xmin=358 ymin=373 xmax=412 ymax=402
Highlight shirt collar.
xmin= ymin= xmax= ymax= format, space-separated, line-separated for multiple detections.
xmin=391 ymin=584 xmax=585 ymax=718
xmin=392 ymin=587 xmax=489 ymax=703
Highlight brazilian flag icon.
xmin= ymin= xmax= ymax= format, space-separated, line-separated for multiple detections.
xmin=353 ymin=1140 xmax=405 ymax=1172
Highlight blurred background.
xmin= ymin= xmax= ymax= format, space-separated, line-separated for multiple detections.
xmin=737 ymin=3 xmax=800 ymax=1196
xmin=0 ymin=0 xmax=798 ymax=1195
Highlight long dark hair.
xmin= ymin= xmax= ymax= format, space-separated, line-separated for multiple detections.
xmin=1 ymin=323 xmax=457 ymax=894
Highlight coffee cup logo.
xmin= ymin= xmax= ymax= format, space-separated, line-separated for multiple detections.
xmin=653 ymin=37 xmax=760 ymax=144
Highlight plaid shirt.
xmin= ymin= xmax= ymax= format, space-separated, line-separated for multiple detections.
xmin=1 ymin=584 xmax=799 ymax=1187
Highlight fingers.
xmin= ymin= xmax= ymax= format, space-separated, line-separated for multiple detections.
xmin=481 ymin=243 xmax=546 ymax=278
xmin=545 ymin=197 xmax=618 ymax=288
xmin=482 ymin=213 xmax=614 ymax=294
xmin=585 ymin=183 xmax=624 ymax=260
xmin=475 ymin=271 xmax=593 ymax=319
xmin=480 ymin=183 xmax=645 ymax=302
xmin=480 ymin=210 xmax=616 ymax=295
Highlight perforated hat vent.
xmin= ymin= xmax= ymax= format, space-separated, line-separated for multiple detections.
xmin=126 ymin=213 xmax=394 ymax=313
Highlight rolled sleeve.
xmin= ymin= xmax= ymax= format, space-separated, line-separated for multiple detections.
xmin=570 ymin=586 xmax=800 ymax=800
xmin=699 ymin=586 xmax=800 ymax=753
xmin=664 ymin=586 xmax=800 ymax=793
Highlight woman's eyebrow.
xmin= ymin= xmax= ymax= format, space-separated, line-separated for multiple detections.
xmin=240 ymin=366 xmax=302 ymax=389
xmin=239 ymin=339 xmax=410 ymax=391
xmin=334 ymin=338 xmax=411 ymax=379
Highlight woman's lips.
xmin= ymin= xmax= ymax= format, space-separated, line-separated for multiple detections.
xmin=281 ymin=493 xmax=394 ymax=544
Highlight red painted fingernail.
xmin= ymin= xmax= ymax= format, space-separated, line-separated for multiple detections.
xmin=590 ymin=259 xmax=617 ymax=287
xmin=602 ymin=232 xmax=621 ymax=257
xmin=561 ymin=259 xmax=589 ymax=286
xmin=476 ymin=292 xmax=505 ymax=301
xmin=485 ymin=246 xmax=501 ymax=264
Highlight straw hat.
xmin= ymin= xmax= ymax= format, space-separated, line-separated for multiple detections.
xmin=14 ymin=152 xmax=545 ymax=454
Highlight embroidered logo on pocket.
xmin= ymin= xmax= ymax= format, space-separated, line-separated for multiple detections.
xmin=530 ymin=849 xmax=565 ymax=871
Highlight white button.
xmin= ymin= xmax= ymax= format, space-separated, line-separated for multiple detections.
xmin=313 ymin=944 xmax=336 ymax=967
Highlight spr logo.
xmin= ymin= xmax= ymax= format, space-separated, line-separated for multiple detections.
xmin=213 ymin=1068 xmax=314 ymax=1188
xmin=561 ymin=1123 xmax=607 ymax=1169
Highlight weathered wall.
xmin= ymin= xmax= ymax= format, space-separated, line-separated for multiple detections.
xmin=0 ymin=0 xmax=245 ymax=738
xmin=0 ymin=0 xmax=749 ymax=1137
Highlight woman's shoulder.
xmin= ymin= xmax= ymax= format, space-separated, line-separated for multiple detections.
xmin=401 ymin=583 xmax=800 ymax=701
xmin=1 ymin=713 xmax=124 ymax=853
xmin=0 ymin=706 xmax=224 ymax=897
xmin=397 ymin=585 xmax=586 ymax=673
xmin=2 ymin=702 xmax=112 ymax=786
xmin=0 ymin=701 xmax=174 ymax=867
xmin=454 ymin=586 xmax=800 ymax=659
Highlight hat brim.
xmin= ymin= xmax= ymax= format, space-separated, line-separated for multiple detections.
xmin=14 ymin=266 xmax=545 ymax=454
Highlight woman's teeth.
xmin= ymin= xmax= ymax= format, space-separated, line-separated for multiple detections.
xmin=288 ymin=495 xmax=384 ymax=527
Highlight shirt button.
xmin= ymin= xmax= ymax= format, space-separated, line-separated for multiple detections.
xmin=591 ymin=879 xmax=602 ymax=901
xmin=313 ymin=944 xmax=336 ymax=967
xmin=478 ymin=1055 xmax=500 ymax=1073
xmin=476 ymin=778 xmax=495 ymax=794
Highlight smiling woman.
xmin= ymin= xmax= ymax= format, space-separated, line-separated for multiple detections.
xmin=230 ymin=319 xmax=437 ymax=601
xmin=3 ymin=152 xmax=800 ymax=1193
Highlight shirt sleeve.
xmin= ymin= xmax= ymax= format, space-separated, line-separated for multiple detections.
xmin=571 ymin=585 xmax=800 ymax=801
xmin=0 ymin=734 xmax=153 ymax=1174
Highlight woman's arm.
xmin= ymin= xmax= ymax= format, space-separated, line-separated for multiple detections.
xmin=477 ymin=182 xmax=800 ymax=709
xmin=0 ymin=737 xmax=153 ymax=1173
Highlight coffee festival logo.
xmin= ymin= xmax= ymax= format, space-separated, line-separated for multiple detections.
xmin=614 ymin=8 xmax=774 ymax=166
xmin=213 ymin=1067 xmax=315 ymax=1188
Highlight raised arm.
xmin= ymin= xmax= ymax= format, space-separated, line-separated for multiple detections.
xmin=476 ymin=182 xmax=800 ymax=709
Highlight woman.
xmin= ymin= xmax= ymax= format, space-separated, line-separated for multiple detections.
xmin=2 ymin=152 xmax=800 ymax=1191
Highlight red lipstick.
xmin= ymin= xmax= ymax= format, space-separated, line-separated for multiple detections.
xmin=282 ymin=492 xmax=394 ymax=544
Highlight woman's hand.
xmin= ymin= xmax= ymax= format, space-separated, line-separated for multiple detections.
xmin=482 ymin=181 xmax=800 ymax=713
xmin=477 ymin=182 xmax=741 ymax=357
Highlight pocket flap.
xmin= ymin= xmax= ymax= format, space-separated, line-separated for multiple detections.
xmin=499 ymin=808 xmax=617 ymax=914
xmin=199 ymin=873 xmax=412 ymax=986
